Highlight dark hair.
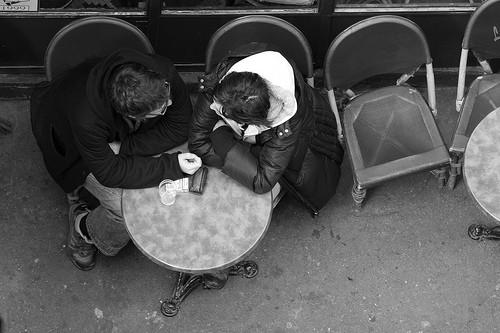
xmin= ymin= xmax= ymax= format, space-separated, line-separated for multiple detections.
xmin=213 ymin=71 xmax=271 ymax=127
xmin=108 ymin=63 xmax=169 ymax=117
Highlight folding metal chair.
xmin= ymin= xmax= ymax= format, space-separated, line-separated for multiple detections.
xmin=323 ymin=15 xmax=449 ymax=210
xmin=448 ymin=0 xmax=500 ymax=190
xmin=204 ymin=14 xmax=315 ymax=87
xmin=45 ymin=16 xmax=154 ymax=81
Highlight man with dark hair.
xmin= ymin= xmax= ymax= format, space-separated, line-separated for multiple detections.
xmin=31 ymin=48 xmax=201 ymax=271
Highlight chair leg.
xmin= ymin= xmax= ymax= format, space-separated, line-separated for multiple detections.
xmin=447 ymin=153 xmax=462 ymax=191
xmin=351 ymin=183 xmax=366 ymax=211
xmin=436 ymin=167 xmax=448 ymax=189
xmin=430 ymin=167 xmax=448 ymax=188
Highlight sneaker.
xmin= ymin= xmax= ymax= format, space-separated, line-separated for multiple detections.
xmin=68 ymin=202 xmax=97 ymax=271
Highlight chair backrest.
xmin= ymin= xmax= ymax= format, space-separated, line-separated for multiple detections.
xmin=204 ymin=15 xmax=314 ymax=85
xmin=456 ymin=0 xmax=500 ymax=111
xmin=45 ymin=16 xmax=154 ymax=81
xmin=324 ymin=15 xmax=432 ymax=92
xmin=463 ymin=0 xmax=500 ymax=62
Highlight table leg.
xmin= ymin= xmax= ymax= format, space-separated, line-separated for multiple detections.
xmin=161 ymin=260 xmax=259 ymax=317
xmin=161 ymin=272 xmax=204 ymax=317
xmin=468 ymin=224 xmax=500 ymax=241
xmin=228 ymin=260 xmax=259 ymax=278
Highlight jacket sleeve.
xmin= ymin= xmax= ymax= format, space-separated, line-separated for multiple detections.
xmin=71 ymin=113 xmax=185 ymax=189
xmin=222 ymin=122 xmax=300 ymax=194
xmin=188 ymin=92 xmax=225 ymax=168
xmin=119 ymin=65 xmax=192 ymax=156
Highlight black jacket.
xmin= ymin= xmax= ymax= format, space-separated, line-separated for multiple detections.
xmin=30 ymin=48 xmax=192 ymax=193
xmin=188 ymin=52 xmax=344 ymax=212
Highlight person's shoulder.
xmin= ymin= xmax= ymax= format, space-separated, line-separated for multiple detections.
xmin=138 ymin=53 xmax=170 ymax=70
xmin=194 ymin=91 xmax=215 ymax=111
xmin=144 ymin=54 xmax=180 ymax=83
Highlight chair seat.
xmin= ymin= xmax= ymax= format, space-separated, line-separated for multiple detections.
xmin=344 ymin=85 xmax=449 ymax=188
xmin=450 ymin=73 xmax=500 ymax=155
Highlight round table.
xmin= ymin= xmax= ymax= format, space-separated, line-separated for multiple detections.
xmin=464 ymin=107 xmax=500 ymax=240
xmin=122 ymin=163 xmax=273 ymax=316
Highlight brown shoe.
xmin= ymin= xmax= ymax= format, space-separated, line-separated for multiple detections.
xmin=68 ymin=202 xmax=97 ymax=271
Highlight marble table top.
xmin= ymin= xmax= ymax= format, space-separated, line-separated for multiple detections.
xmin=464 ymin=107 xmax=500 ymax=222
xmin=122 ymin=165 xmax=273 ymax=274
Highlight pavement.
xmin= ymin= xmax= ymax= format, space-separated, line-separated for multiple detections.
xmin=1 ymin=71 xmax=500 ymax=333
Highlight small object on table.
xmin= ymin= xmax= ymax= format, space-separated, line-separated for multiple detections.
xmin=188 ymin=166 xmax=208 ymax=195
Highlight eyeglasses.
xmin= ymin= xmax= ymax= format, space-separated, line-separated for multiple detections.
xmin=143 ymin=99 xmax=172 ymax=119
xmin=128 ymin=81 xmax=171 ymax=120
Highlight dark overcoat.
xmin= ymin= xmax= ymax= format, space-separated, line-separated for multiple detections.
xmin=30 ymin=48 xmax=192 ymax=193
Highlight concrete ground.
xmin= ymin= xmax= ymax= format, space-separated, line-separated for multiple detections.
xmin=1 ymin=72 xmax=500 ymax=333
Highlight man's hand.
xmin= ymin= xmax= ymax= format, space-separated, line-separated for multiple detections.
xmin=178 ymin=153 xmax=202 ymax=175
